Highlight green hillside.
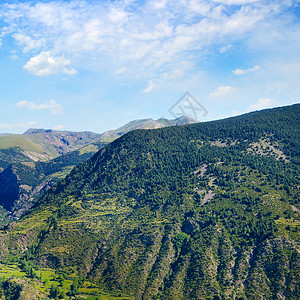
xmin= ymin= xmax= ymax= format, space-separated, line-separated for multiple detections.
xmin=0 ymin=135 xmax=45 ymax=153
xmin=0 ymin=142 xmax=106 ymax=216
xmin=0 ymin=104 xmax=299 ymax=299
xmin=0 ymin=128 xmax=105 ymax=217
xmin=0 ymin=135 xmax=49 ymax=168
xmin=0 ymin=117 xmax=195 ymax=219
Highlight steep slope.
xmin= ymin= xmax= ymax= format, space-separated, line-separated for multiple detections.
xmin=0 ymin=136 xmax=50 ymax=173
xmin=0 ymin=143 xmax=106 ymax=217
xmin=0 ymin=134 xmax=46 ymax=154
xmin=0 ymin=130 xmax=101 ymax=173
xmin=0 ymin=117 xmax=195 ymax=219
xmin=0 ymin=129 xmax=108 ymax=217
xmin=1 ymin=105 xmax=299 ymax=299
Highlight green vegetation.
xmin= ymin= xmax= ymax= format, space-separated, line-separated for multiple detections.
xmin=0 ymin=206 xmax=10 ymax=226
xmin=23 ymin=129 xmax=100 ymax=158
xmin=0 ymin=142 xmax=106 ymax=216
xmin=0 ymin=117 xmax=193 ymax=219
xmin=0 ymin=263 xmax=132 ymax=299
xmin=0 ymin=135 xmax=45 ymax=153
xmin=0 ymin=104 xmax=299 ymax=299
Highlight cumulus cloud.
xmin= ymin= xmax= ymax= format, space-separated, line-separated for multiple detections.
xmin=233 ymin=65 xmax=261 ymax=75
xmin=23 ymin=51 xmax=77 ymax=76
xmin=248 ymin=98 xmax=274 ymax=111
xmin=16 ymin=99 xmax=64 ymax=115
xmin=209 ymin=86 xmax=234 ymax=97
xmin=143 ymin=80 xmax=154 ymax=93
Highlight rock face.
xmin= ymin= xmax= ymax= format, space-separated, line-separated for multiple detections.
xmin=0 ymin=163 xmax=51 ymax=216
xmin=23 ymin=129 xmax=101 ymax=157
xmin=97 ymin=116 xmax=197 ymax=143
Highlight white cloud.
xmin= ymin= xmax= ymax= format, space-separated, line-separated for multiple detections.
xmin=115 ymin=67 xmax=127 ymax=75
xmin=54 ymin=125 xmax=64 ymax=130
xmin=162 ymin=69 xmax=185 ymax=80
xmin=152 ymin=0 xmax=168 ymax=9
xmin=16 ymin=99 xmax=64 ymax=115
xmin=248 ymin=98 xmax=275 ymax=111
xmin=109 ymin=7 xmax=128 ymax=23
xmin=23 ymin=51 xmax=77 ymax=76
xmin=13 ymin=33 xmax=45 ymax=53
xmin=0 ymin=0 xmax=298 ymax=82
xmin=143 ymin=80 xmax=154 ymax=93
xmin=233 ymin=65 xmax=261 ymax=75
xmin=212 ymin=0 xmax=259 ymax=4
xmin=0 ymin=121 xmax=36 ymax=129
xmin=10 ymin=54 xmax=18 ymax=60
xmin=222 ymin=7 xmax=264 ymax=35
xmin=209 ymin=86 xmax=234 ymax=97
xmin=219 ymin=44 xmax=232 ymax=53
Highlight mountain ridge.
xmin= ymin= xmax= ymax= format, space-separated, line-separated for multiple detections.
xmin=0 ymin=116 xmax=197 ymax=219
xmin=1 ymin=104 xmax=299 ymax=299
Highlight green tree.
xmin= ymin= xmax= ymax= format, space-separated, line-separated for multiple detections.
xmin=49 ymin=284 xmax=60 ymax=299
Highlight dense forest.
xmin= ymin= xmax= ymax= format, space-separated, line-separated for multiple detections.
xmin=0 ymin=104 xmax=299 ymax=299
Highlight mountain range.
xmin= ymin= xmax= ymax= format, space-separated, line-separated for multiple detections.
xmin=0 ymin=116 xmax=195 ymax=219
xmin=0 ymin=104 xmax=299 ymax=299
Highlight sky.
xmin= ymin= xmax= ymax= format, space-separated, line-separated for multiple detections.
xmin=0 ymin=0 xmax=299 ymax=134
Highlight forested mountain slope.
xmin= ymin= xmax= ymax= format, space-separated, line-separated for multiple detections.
xmin=0 ymin=131 xmax=102 ymax=216
xmin=0 ymin=116 xmax=194 ymax=220
xmin=0 ymin=104 xmax=299 ymax=299
xmin=0 ymin=142 xmax=106 ymax=218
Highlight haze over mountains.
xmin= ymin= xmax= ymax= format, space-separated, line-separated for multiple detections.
xmin=0 ymin=104 xmax=299 ymax=299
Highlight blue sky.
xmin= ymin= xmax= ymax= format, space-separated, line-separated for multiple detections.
xmin=0 ymin=0 xmax=299 ymax=134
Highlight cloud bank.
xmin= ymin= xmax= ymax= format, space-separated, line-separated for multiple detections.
xmin=16 ymin=99 xmax=64 ymax=115
xmin=0 ymin=0 xmax=298 ymax=79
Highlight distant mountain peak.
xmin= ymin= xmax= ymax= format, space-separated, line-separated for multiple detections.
xmin=23 ymin=128 xmax=54 ymax=135
xmin=98 ymin=116 xmax=198 ymax=143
